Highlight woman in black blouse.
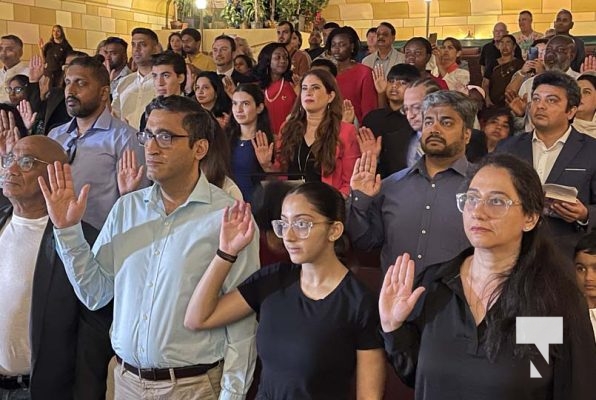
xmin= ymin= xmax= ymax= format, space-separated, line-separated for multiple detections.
xmin=185 ymin=182 xmax=385 ymax=399
xmin=379 ymin=153 xmax=596 ymax=400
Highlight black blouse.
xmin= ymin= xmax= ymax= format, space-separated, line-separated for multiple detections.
xmin=383 ymin=248 xmax=596 ymax=400
xmin=287 ymin=138 xmax=321 ymax=183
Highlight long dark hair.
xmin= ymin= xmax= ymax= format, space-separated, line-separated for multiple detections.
xmin=227 ymin=83 xmax=273 ymax=145
xmin=279 ymin=69 xmax=343 ymax=176
xmin=467 ymin=154 xmax=584 ymax=361
xmin=48 ymin=25 xmax=69 ymax=45
xmin=200 ymin=112 xmax=231 ymax=189
xmin=195 ymin=71 xmax=231 ymax=119
xmin=255 ymin=42 xmax=292 ymax=89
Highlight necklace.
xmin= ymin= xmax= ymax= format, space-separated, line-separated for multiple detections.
xmin=297 ymin=140 xmax=312 ymax=182
xmin=265 ymin=78 xmax=285 ymax=103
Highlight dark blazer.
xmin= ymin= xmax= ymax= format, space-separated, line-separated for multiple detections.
xmin=498 ymin=129 xmax=596 ymax=256
xmin=0 ymin=205 xmax=113 ymax=400
xmin=28 ymin=83 xmax=70 ymax=135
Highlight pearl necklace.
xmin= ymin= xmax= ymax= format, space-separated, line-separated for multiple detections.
xmin=265 ymin=78 xmax=285 ymax=103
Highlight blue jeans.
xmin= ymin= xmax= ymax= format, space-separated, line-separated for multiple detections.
xmin=0 ymin=388 xmax=30 ymax=400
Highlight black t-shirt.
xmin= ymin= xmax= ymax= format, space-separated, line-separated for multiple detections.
xmin=238 ymin=263 xmax=382 ymax=400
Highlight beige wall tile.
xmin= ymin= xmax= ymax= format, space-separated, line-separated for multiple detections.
xmin=502 ymin=0 xmax=542 ymax=14
xmin=434 ymin=16 xmax=468 ymax=26
xmin=371 ymin=19 xmax=405 ymax=28
xmin=112 ymin=10 xmax=134 ymax=21
xmin=62 ymin=1 xmax=86 ymax=14
xmin=372 ymin=3 xmax=409 ymax=19
xmin=470 ymin=0 xmax=501 ymax=15
xmin=82 ymin=15 xmax=102 ymax=31
xmin=0 ymin=21 xmax=7 ymax=36
xmin=572 ymin=12 xmax=596 ymax=21
xmin=98 ymin=7 xmax=112 ymax=18
xmin=0 ymin=3 xmax=15 ymax=22
xmin=328 ymin=0 xmax=346 ymax=5
xmin=474 ymin=24 xmax=496 ymax=38
xmin=13 ymin=5 xmax=31 ymax=23
xmin=3 ymin=0 xmax=34 ymax=5
xmin=343 ymin=19 xmax=375 ymax=29
xmin=467 ymin=15 xmax=498 ymax=25
xmin=30 ymin=8 xmax=56 ymax=26
xmin=396 ymin=27 xmax=414 ymax=40
xmin=109 ymin=0 xmax=132 ymax=8
xmin=542 ymin=0 xmax=571 ymax=13
xmin=87 ymin=5 xmax=99 ymax=16
xmin=71 ymin=12 xmax=82 ymax=29
xmin=439 ymin=0 xmax=470 ymax=17
xmin=532 ymin=13 xmax=557 ymax=23
xmin=571 ymin=20 xmax=596 ymax=34
xmin=133 ymin=13 xmax=149 ymax=23
xmin=131 ymin=0 xmax=156 ymax=13
xmin=6 ymin=21 xmax=39 ymax=44
xmin=56 ymin=10 xmax=72 ymax=28
xmin=498 ymin=15 xmax=519 ymax=27
xmin=321 ymin=5 xmax=341 ymax=21
xmin=101 ymin=17 xmax=116 ymax=33
xmin=35 ymin=0 xmax=62 ymax=10
xmin=115 ymin=20 xmax=129 ymax=35
xmin=339 ymin=4 xmax=373 ymax=20
xmin=442 ymin=25 xmax=475 ymax=39
xmin=86 ymin=30 xmax=105 ymax=50
xmin=403 ymin=17 xmax=429 ymax=27
xmin=407 ymin=0 xmax=440 ymax=19
xmin=572 ymin=0 xmax=596 ymax=12
xmin=66 ymin=27 xmax=85 ymax=48
xmin=347 ymin=0 xmax=383 ymax=3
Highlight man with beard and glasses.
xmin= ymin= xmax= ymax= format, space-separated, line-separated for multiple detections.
xmin=48 ymin=55 xmax=147 ymax=230
xmin=346 ymin=90 xmax=474 ymax=276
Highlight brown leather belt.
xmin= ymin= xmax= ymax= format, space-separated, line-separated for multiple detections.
xmin=116 ymin=355 xmax=220 ymax=381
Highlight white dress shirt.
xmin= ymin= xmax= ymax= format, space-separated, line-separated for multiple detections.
xmin=111 ymin=70 xmax=156 ymax=129
xmin=531 ymin=126 xmax=572 ymax=183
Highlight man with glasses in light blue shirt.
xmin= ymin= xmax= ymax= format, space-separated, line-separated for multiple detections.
xmin=48 ymin=55 xmax=147 ymax=230
xmin=39 ymin=95 xmax=259 ymax=399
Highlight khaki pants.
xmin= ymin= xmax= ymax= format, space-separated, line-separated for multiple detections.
xmin=113 ymin=360 xmax=223 ymax=400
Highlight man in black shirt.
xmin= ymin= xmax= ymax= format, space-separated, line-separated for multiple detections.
xmin=480 ymin=22 xmax=522 ymax=76
xmin=361 ymin=64 xmax=420 ymax=177
xmin=554 ymin=9 xmax=586 ymax=73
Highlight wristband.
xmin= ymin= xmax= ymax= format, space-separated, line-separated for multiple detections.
xmin=216 ymin=249 xmax=238 ymax=263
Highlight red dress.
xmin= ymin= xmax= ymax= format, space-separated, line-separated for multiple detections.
xmin=265 ymin=79 xmax=297 ymax=137
xmin=336 ymin=63 xmax=378 ymax=124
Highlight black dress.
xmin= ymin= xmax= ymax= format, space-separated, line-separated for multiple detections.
xmin=383 ymin=248 xmax=596 ymax=400
xmin=238 ymin=263 xmax=382 ymax=399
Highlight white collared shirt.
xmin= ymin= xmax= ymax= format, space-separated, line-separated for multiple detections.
xmin=0 ymin=61 xmax=29 ymax=104
xmin=531 ymin=126 xmax=572 ymax=183
xmin=217 ymin=66 xmax=234 ymax=77
xmin=362 ymin=48 xmax=405 ymax=77
xmin=111 ymin=70 xmax=156 ymax=129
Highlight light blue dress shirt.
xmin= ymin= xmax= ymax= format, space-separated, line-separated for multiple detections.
xmin=54 ymin=173 xmax=259 ymax=400
xmin=48 ymin=106 xmax=148 ymax=230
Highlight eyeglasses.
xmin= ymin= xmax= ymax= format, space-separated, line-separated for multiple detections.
xmin=400 ymin=104 xmax=422 ymax=116
xmin=456 ymin=192 xmax=522 ymax=218
xmin=271 ymin=219 xmax=334 ymax=239
xmin=1 ymin=153 xmax=50 ymax=172
xmin=5 ymin=86 xmax=26 ymax=94
xmin=137 ymin=131 xmax=189 ymax=148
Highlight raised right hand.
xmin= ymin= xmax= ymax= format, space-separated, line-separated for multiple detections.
xmin=379 ymin=253 xmax=426 ymax=332
xmin=28 ymin=55 xmax=45 ymax=83
xmin=0 ymin=110 xmax=20 ymax=155
xmin=350 ymin=151 xmax=381 ymax=197
xmin=372 ymin=64 xmax=387 ymax=94
xmin=219 ymin=201 xmax=255 ymax=257
xmin=38 ymin=162 xmax=89 ymax=229
xmin=251 ymin=131 xmax=274 ymax=170
xmin=17 ymin=100 xmax=37 ymax=131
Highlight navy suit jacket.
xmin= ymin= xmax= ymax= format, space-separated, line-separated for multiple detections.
xmin=498 ymin=129 xmax=596 ymax=256
xmin=0 ymin=205 xmax=113 ymax=400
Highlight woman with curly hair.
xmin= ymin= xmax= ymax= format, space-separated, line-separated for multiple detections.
xmin=255 ymin=42 xmax=296 ymax=137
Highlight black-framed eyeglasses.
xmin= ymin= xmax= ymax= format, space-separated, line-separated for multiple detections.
xmin=137 ymin=131 xmax=189 ymax=148
xmin=1 ymin=153 xmax=50 ymax=172
xmin=271 ymin=219 xmax=334 ymax=239
xmin=5 ymin=86 xmax=27 ymax=94
xmin=456 ymin=192 xmax=522 ymax=218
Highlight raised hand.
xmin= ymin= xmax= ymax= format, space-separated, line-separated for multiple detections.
xmin=505 ymin=89 xmax=527 ymax=117
xmin=350 ymin=151 xmax=381 ymax=197
xmin=372 ymin=64 xmax=387 ymax=94
xmin=216 ymin=112 xmax=230 ymax=129
xmin=28 ymin=55 xmax=45 ymax=83
xmin=219 ymin=201 xmax=255 ymax=256
xmin=379 ymin=253 xmax=426 ymax=332
xmin=38 ymin=162 xmax=89 ymax=229
xmin=39 ymin=75 xmax=51 ymax=101
xmin=17 ymin=100 xmax=38 ymax=131
xmin=342 ymin=99 xmax=355 ymax=124
xmin=38 ymin=37 xmax=45 ymax=51
xmin=357 ymin=127 xmax=382 ymax=159
xmin=0 ymin=109 xmax=20 ymax=154
xmin=222 ymin=75 xmax=236 ymax=99
xmin=184 ymin=63 xmax=194 ymax=95
xmin=251 ymin=131 xmax=274 ymax=171
xmin=117 ymin=149 xmax=145 ymax=196
xmin=580 ymin=55 xmax=595 ymax=73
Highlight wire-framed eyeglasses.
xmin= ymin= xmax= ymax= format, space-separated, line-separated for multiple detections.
xmin=1 ymin=153 xmax=50 ymax=172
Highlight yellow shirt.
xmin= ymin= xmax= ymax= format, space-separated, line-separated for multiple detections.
xmin=187 ymin=53 xmax=216 ymax=72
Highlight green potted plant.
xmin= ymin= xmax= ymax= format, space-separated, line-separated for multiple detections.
xmin=221 ymin=0 xmax=243 ymax=28
xmin=244 ymin=0 xmax=265 ymax=29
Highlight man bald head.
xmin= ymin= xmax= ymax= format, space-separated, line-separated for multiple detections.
xmin=493 ymin=22 xmax=508 ymax=42
xmin=2 ymin=136 xmax=67 ymax=217
xmin=544 ymin=35 xmax=576 ymax=71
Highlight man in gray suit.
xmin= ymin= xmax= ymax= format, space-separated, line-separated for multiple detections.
xmin=499 ymin=70 xmax=596 ymax=257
